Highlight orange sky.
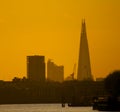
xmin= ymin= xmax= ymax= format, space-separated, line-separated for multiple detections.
xmin=0 ymin=0 xmax=120 ymax=81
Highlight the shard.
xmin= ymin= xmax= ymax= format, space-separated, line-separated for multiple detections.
xmin=77 ymin=20 xmax=93 ymax=81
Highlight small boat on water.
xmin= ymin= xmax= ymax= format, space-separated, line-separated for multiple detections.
xmin=62 ymin=103 xmax=65 ymax=107
xmin=93 ymin=96 xmax=120 ymax=111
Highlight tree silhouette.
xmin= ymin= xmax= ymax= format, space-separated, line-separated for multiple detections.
xmin=104 ymin=70 xmax=120 ymax=96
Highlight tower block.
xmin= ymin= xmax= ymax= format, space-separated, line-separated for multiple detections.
xmin=77 ymin=20 xmax=93 ymax=81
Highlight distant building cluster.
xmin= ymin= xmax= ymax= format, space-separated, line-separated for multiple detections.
xmin=27 ymin=55 xmax=64 ymax=83
xmin=26 ymin=20 xmax=94 ymax=83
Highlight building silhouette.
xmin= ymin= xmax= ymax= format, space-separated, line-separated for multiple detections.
xmin=47 ymin=59 xmax=64 ymax=82
xmin=27 ymin=55 xmax=45 ymax=82
xmin=77 ymin=20 xmax=93 ymax=81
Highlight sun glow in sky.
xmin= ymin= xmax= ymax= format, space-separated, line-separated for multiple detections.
xmin=0 ymin=0 xmax=120 ymax=81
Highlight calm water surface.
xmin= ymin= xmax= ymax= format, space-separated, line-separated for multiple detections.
xmin=0 ymin=104 xmax=98 ymax=112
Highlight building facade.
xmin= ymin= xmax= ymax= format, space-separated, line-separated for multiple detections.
xmin=77 ymin=20 xmax=93 ymax=81
xmin=27 ymin=55 xmax=45 ymax=82
xmin=47 ymin=60 xmax=64 ymax=82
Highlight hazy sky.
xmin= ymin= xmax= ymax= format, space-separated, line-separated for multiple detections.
xmin=0 ymin=0 xmax=120 ymax=80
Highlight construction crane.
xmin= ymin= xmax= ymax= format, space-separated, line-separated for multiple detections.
xmin=71 ymin=63 xmax=76 ymax=80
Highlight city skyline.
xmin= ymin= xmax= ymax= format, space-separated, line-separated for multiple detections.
xmin=0 ymin=0 xmax=120 ymax=81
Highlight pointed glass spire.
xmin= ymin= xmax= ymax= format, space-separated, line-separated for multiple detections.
xmin=77 ymin=20 xmax=93 ymax=81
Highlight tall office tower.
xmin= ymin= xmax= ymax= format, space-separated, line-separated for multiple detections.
xmin=77 ymin=20 xmax=93 ymax=81
xmin=27 ymin=55 xmax=45 ymax=82
xmin=47 ymin=59 xmax=64 ymax=82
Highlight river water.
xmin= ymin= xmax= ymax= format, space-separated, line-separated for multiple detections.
xmin=0 ymin=104 xmax=98 ymax=112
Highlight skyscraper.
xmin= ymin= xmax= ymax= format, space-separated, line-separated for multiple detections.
xmin=47 ymin=59 xmax=64 ymax=82
xmin=27 ymin=55 xmax=45 ymax=82
xmin=77 ymin=20 xmax=93 ymax=81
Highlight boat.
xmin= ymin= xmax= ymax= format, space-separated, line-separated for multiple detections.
xmin=93 ymin=96 xmax=120 ymax=111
